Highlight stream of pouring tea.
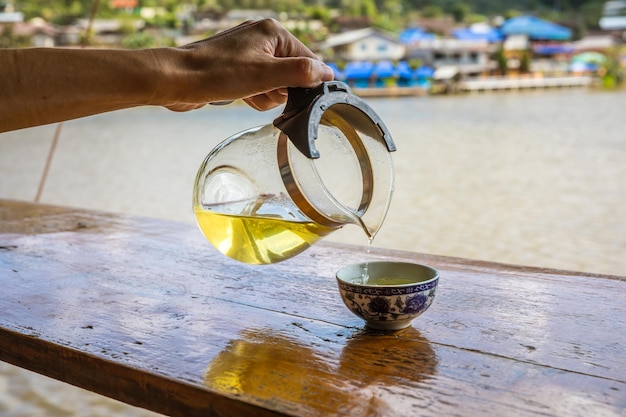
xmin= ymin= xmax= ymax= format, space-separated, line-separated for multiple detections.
xmin=362 ymin=240 xmax=372 ymax=284
xmin=353 ymin=214 xmax=374 ymax=285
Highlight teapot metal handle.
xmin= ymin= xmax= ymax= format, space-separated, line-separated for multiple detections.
xmin=273 ymin=81 xmax=396 ymax=159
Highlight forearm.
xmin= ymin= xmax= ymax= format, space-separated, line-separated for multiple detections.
xmin=0 ymin=47 xmax=165 ymax=132
xmin=0 ymin=19 xmax=333 ymax=133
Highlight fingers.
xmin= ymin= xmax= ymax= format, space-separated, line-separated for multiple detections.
xmin=165 ymin=103 xmax=207 ymax=112
xmin=255 ymin=19 xmax=319 ymax=60
xmin=244 ymin=89 xmax=289 ymax=111
xmin=267 ymin=56 xmax=334 ymax=88
xmin=247 ymin=20 xmax=335 ymax=87
xmin=241 ymin=58 xmax=334 ymax=111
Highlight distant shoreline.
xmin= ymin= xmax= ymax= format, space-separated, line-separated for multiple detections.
xmin=349 ymin=74 xmax=596 ymax=97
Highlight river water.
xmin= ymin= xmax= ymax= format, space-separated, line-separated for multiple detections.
xmin=1 ymin=88 xmax=625 ymax=415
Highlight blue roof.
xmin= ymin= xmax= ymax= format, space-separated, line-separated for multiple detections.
xmin=452 ymin=27 xmax=502 ymax=43
xmin=399 ymin=27 xmax=436 ymax=44
xmin=499 ymin=16 xmax=572 ymax=40
xmin=343 ymin=61 xmax=374 ymax=79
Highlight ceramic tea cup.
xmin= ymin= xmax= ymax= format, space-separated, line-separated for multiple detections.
xmin=336 ymin=261 xmax=439 ymax=331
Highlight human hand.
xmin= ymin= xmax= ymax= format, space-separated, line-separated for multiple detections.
xmin=156 ymin=19 xmax=334 ymax=112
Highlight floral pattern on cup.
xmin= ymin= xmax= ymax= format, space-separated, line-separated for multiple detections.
xmin=339 ymin=279 xmax=437 ymax=324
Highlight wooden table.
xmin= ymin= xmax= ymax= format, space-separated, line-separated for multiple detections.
xmin=1 ymin=199 xmax=624 ymax=417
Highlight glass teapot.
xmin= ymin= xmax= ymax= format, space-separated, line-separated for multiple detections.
xmin=193 ymin=81 xmax=396 ymax=264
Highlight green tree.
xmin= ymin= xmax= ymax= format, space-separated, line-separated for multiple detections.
xmin=450 ymin=2 xmax=470 ymax=23
xmin=519 ymin=49 xmax=531 ymax=73
xmin=495 ymin=45 xmax=508 ymax=75
xmin=122 ymin=32 xmax=156 ymax=48
xmin=578 ymin=0 xmax=604 ymax=29
xmin=0 ymin=25 xmax=30 ymax=48
xmin=372 ymin=0 xmax=404 ymax=31
xmin=421 ymin=5 xmax=443 ymax=18
xmin=308 ymin=5 xmax=332 ymax=23
xmin=9 ymin=0 xmax=611 ymax=42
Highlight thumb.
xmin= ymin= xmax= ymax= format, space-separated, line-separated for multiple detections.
xmin=270 ymin=57 xmax=334 ymax=88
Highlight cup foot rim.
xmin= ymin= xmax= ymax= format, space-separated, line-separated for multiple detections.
xmin=364 ymin=319 xmax=413 ymax=331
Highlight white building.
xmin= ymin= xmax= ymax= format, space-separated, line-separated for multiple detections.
xmin=406 ymin=38 xmax=495 ymax=76
xmin=318 ymin=28 xmax=406 ymax=61
xmin=0 ymin=1 xmax=23 ymax=24
xmin=599 ymin=1 xmax=626 ymax=30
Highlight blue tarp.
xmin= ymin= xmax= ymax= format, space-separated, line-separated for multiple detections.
xmin=570 ymin=61 xmax=597 ymax=72
xmin=395 ymin=61 xmax=413 ymax=79
xmin=399 ymin=27 xmax=436 ymax=44
xmin=373 ymin=60 xmax=395 ymax=78
xmin=499 ymin=16 xmax=572 ymax=40
xmin=334 ymin=61 xmax=435 ymax=88
xmin=343 ymin=61 xmax=374 ymax=80
xmin=452 ymin=27 xmax=502 ymax=43
xmin=414 ymin=65 xmax=435 ymax=78
xmin=533 ymin=44 xmax=575 ymax=55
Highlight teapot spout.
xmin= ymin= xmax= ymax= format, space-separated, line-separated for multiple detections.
xmin=353 ymin=215 xmax=375 ymax=241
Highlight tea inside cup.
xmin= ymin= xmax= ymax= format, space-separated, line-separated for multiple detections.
xmin=336 ymin=261 xmax=439 ymax=331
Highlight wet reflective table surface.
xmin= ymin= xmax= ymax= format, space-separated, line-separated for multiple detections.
xmin=1 ymin=199 xmax=624 ymax=417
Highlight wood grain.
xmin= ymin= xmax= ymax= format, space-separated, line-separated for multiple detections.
xmin=1 ymin=199 xmax=624 ymax=416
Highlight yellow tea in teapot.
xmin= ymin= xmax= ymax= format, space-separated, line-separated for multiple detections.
xmin=192 ymin=82 xmax=396 ymax=265
xmin=194 ymin=207 xmax=337 ymax=264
